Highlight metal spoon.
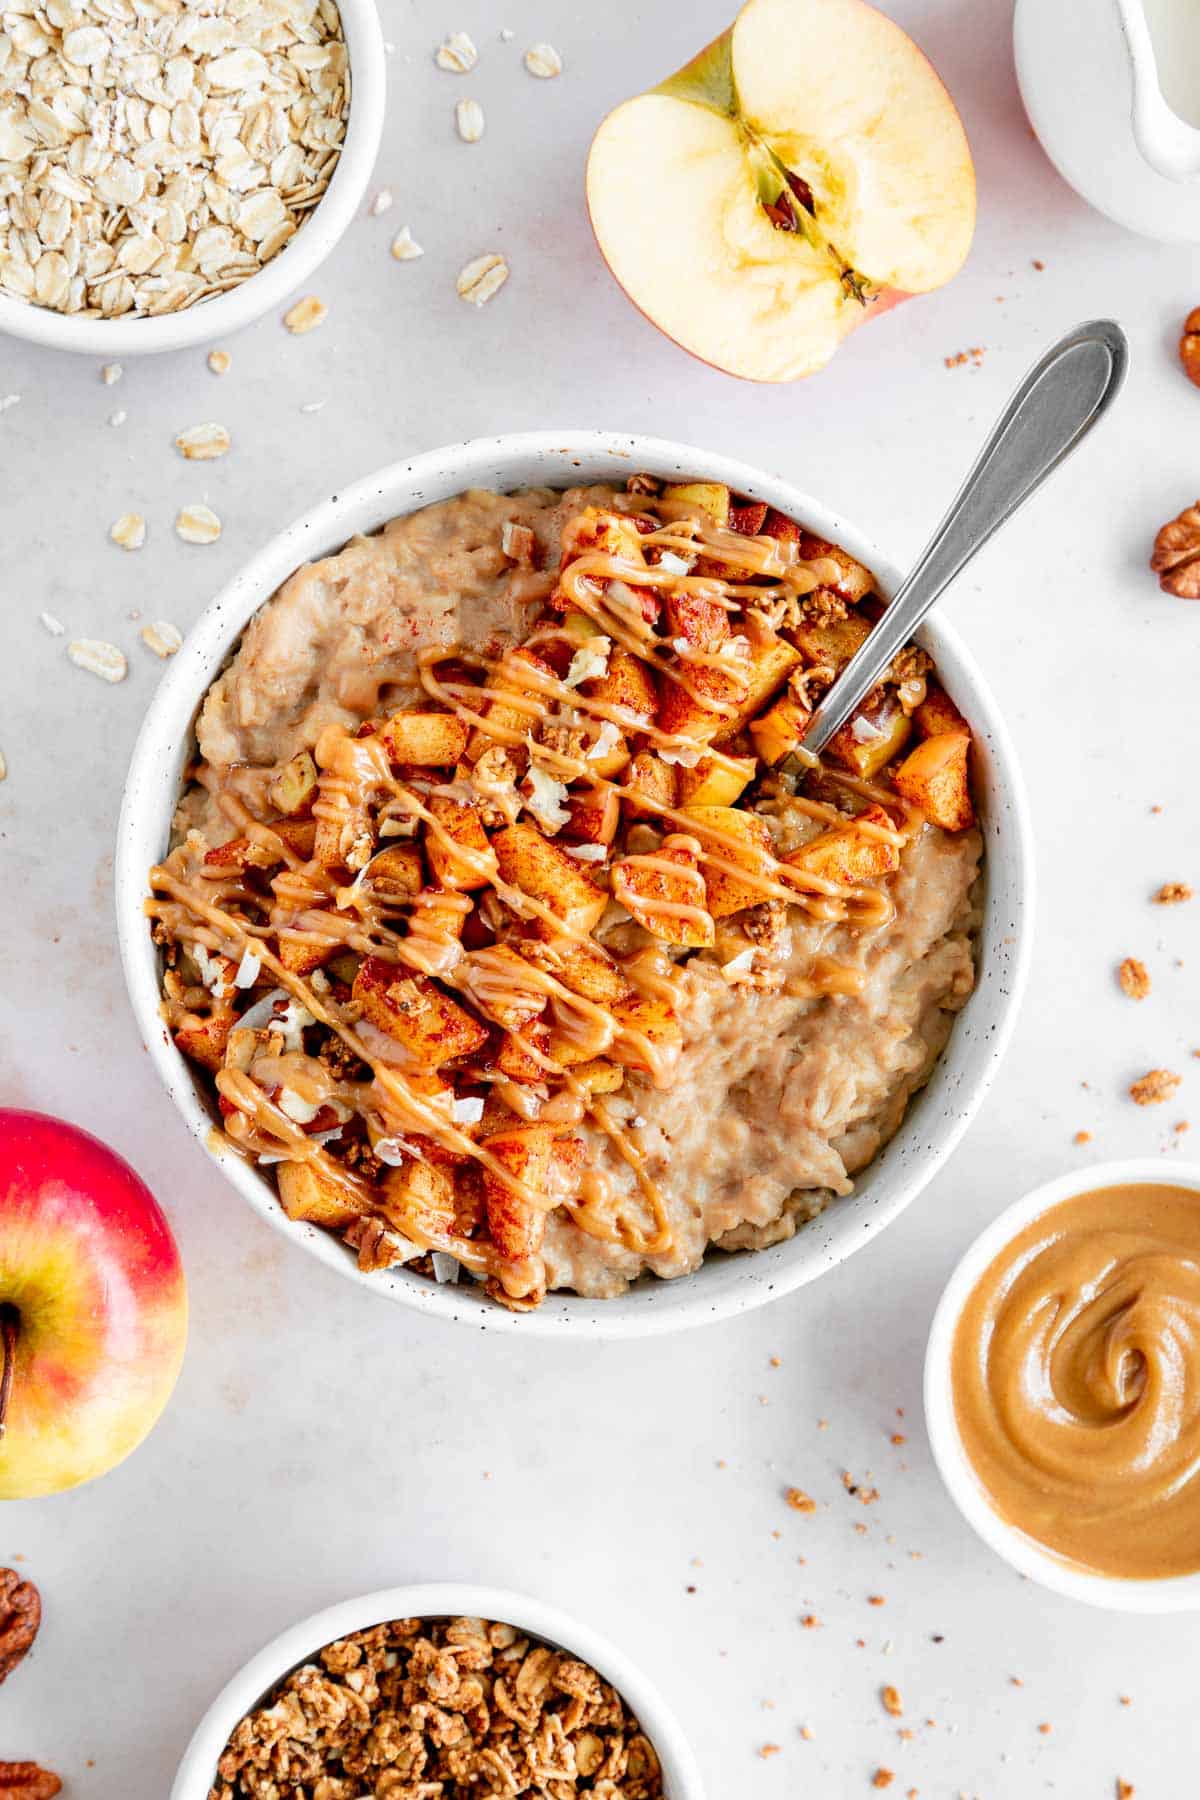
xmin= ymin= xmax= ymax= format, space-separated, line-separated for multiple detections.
xmin=800 ymin=318 xmax=1129 ymax=757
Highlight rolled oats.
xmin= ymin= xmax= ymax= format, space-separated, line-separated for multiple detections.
xmin=209 ymin=1616 xmax=665 ymax=1800
xmin=390 ymin=224 xmax=423 ymax=261
xmin=175 ymin=504 xmax=221 ymax=545
xmin=67 ymin=637 xmax=126 ymax=682
xmin=456 ymin=98 xmax=485 ymax=142
xmin=524 ymin=41 xmax=563 ymax=78
xmin=0 ymin=749 xmax=6 ymax=782
xmin=101 ymin=361 xmax=122 ymax=385
xmin=435 ymin=30 xmax=477 ymax=73
xmin=207 ymin=349 xmax=231 ymax=375
xmin=0 ymin=0 xmax=349 ymax=319
xmin=141 ymin=619 xmax=183 ymax=656
xmin=39 ymin=612 xmax=65 ymax=636
xmin=369 ymin=187 xmax=393 ymax=216
xmin=283 ymin=294 xmax=326 ymax=333
xmin=456 ymin=251 xmax=508 ymax=306
xmin=110 ymin=511 xmax=146 ymax=550
xmin=176 ymin=421 xmax=230 ymax=459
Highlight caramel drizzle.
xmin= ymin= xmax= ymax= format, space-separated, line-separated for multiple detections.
xmin=150 ymin=503 xmax=904 ymax=1283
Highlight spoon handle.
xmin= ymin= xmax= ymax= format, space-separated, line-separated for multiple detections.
xmin=800 ymin=318 xmax=1130 ymax=756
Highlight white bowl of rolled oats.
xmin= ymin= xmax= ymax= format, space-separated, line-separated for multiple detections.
xmin=116 ymin=432 xmax=1033 ymax=1335
xmin=0 ymin=0 xmax=384 ymax=353
xmin=169 ymin=1582 xmax=705 ymax=1800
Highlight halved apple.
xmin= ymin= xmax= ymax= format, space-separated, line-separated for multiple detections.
xmin=586 ymin=0 xmax=975 ymax=382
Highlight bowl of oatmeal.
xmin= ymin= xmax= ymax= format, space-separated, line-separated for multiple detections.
xmin=169 ymin=1583 xmax=704 ymax=1800
xmin=0 ymin=0 xmax=384 ymax=355
xmin=116 ymin=431 xmax=1033 ymax=1333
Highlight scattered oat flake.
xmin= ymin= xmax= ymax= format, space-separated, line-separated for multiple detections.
xmin=881 ymin=1686 xmax=902 ymax=1718
xmin=109 ymin=410 xmax=127 ymax=427
xmin=759 ymin=1745 xmax=781 ymax=1759
xmin=101 ymin=362 xmax=122 ymax=385
xmin=435 ymin=30 xmax=477 ymax=72
xmin=456 ymin=98 xmax=485 ymax=142
xmin=944 ymin=346 xmax=986 ymax=370
xmin=284 ymin=295 xmax=327 ymax=335
xmin=369 ymin=189 xmax=394 ymax=217
xmin=176 ymin=422 xmax=230 ymax=460
xmin=524 ymin=41 xmax=562 ymax=77
xmin=176 ymin=504 xmax=222 ymax=545
xmin=1154 ymin=881 xmax=1192 ymax=904
xmin=300 ymin=400 xmax=327 ymax=415
xmin=457 ymin=252 xmax=509 ymax=306
xmin=141 ymin=620 xmax=183 ymax=658
xmin=800 ymin=1725 xmax=815 ymax=1741
xmin=872 ymin=1772 xmax=895 ymax=1791
xmin=0 ymin=393 xmax=19 ymax=414
xmin=110 ymin=512 xmax=146 ymax=551
xmin=1119 ymin=957 xmax=1151 ymax=999
xmin=68 ymin=638 xmax=126 ymax=682
xmin=391 ymin=226 xmax=424 ymax=262
xmin=39 ymin=612 xmax=65 ymax=636
xmin=1130 ymin=1069 xmax=1182 ymax=1106
xmin=208 ymin=350 xmax=231 ymax=376
xmin=785 ymin=1487 xmax=816 ymax=1513
xmin=0 ymin=748 xmax=6 ymax=780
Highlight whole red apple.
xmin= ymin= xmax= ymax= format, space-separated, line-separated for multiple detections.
xmin=0 ymin=1111 xmax=187 ymax=1500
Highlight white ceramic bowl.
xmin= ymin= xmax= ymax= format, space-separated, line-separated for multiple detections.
xmin=925 ymin=1157 xmax=1200 ymax=1612
xmin=0 ymin=0 xmax=384 ymax=357
xmin=168 ymin=1581 xmax=705 ymax=1800
xmin=115 ymin=430 xmax=1034 ymax=1336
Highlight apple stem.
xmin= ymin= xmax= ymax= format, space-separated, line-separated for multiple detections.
xmin=0 ymin=1305 xmax=18 ymax=1440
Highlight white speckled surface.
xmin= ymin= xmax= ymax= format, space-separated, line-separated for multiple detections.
xmin=1 ymin=2 xmax=1198 ymax=1795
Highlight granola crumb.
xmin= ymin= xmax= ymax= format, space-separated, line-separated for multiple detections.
xmin=785 ymin=1487 xmax=816 ymax=1513
xmin=872 ymin=1770 xmax=895 ymax=1789
xmin=759 ymin=1743 xmax=781 ymax=1759
xmin=1117 ymin=1783 xmax=1134 ymax=1799
xmin=769 ymin=1355 xmax=781 ymax=1367
xmin=1074 ymin=1129 xmax=1092 ymax=1145
xmin=944 ymin=346 xmax=986 ymax=370
xmin=867 ymin=1594 xmax=886 ymax=1607
xmin=1175 ymin=1120 xmax=1191 ymax=1133
xmin=1118 ymin=957 xmax=1151 ymax=1000
xmin=881 ymin=1685 xmax=903 ymax=1717
xmin=1033 ymin=259 xmax=1046 ymax=270
xmin=890 ymin=1432 xmax=906 ymax=1446
xmin=800 ymin=1724 xmax=815 ymax=1741
xmin=1130 ymin=1069 xmax=1182 ymax=1106
xmin=1154 ymin=882 xmax=1192 ymax=904
xmin=801 ymin=1614 xmax=820 ymax=1629
xmin=1010 ymin=1676 xmax=1024 ymax=1687
xmin=1037 ymin=1722 xmax=1052 ymax=1735
xmin=1119 ymin=1695 xmax=1132 ymax=1706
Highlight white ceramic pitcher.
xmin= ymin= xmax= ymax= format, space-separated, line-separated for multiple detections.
xmin=1015 ymin=0 xmax=1200 ymax=240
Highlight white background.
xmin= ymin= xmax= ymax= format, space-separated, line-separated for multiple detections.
xmin=2 ymin=0 xmax=1199 ymax=1794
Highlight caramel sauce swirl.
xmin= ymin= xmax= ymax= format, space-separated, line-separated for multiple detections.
xmin=952 ymin=1183 xmax=1200 ymax=1580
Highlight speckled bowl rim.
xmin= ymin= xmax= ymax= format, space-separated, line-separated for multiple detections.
xmin=114 ymin=430 xmax=1035 ymax=1337
xmin=0 ymin=0 xmax=384 ymax=356
xmin=167 ymin=1582 xmax=705 ymax=1800
xmin=925 ymin=1157 xmax=1200 ymax=1612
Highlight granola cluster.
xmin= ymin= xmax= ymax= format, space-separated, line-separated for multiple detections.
xmin=209 ymin=1616 xmax=664 ymax=1800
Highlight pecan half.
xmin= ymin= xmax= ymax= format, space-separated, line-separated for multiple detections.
xmin=1151 ymin=500 xmax=1200 ymax=597
xmin=1181 ymin=307 xmax=1200 ymax=387
xmin=0 ymin=1765 xmax=62 ymax=1800
xmin=0 ymin=1570 xmax=41 ymax=1685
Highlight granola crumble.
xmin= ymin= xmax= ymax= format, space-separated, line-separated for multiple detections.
xmin=1129 ymin=1069 xmax=1181 ymax=1107
xmin=1118 ymin=957 xmax=1151 ymax=1000
xmin=208 ymin=1616 xmax=665 ymax=1799
xmin=1154 ymin=882 xmax=1193 ymax=904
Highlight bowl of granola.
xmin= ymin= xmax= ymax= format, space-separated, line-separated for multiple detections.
xmin=0 ymin=0 xmax=384 ymax=355
xmin=169 ymin=1583 xmax=704 ymax=1800
xmin=116 ymin=431 xmax=1033 ymax=1332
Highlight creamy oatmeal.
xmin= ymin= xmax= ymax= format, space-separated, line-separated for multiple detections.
xmin=147 ymin=477 xmax=981 ymax=1310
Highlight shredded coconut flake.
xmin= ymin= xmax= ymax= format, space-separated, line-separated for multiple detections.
xmin=657 ymin=550 xmax=691 ymax=575
xmin=374 ymin=1136 xmax=415 ymax=1168
xmin=722 ymin=948 xmax=756 ymax=980
xmin=586 ymin=720 xmax=621 ymax=762
xmin=237 ymin=987 xmax=289 ymax=1032
xmin=278 ymin=1086 xmax=322 ymax=1124
xmin=565 ymin=843 xmax=608 ymax=862
xmin=565 ymin=636 xmax=611 ymax=687
xmin=431 ymin=1252 xmax=462 ymax=1285
xmin=660 ymin=743 xmax=703 ymax=767
xmin=851 ymin=714 xmax=884 ymax=742
xmin=234 ymin=948 xmax=261 ymax=988
xmin=524 ymin=762 xmax=571 ymax=829
xmin=452 ymin=1095 xmax=485 ymax=1125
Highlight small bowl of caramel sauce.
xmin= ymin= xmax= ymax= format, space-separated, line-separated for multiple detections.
xmin=926 ymin=1159 xmax=1200 ymax=1610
